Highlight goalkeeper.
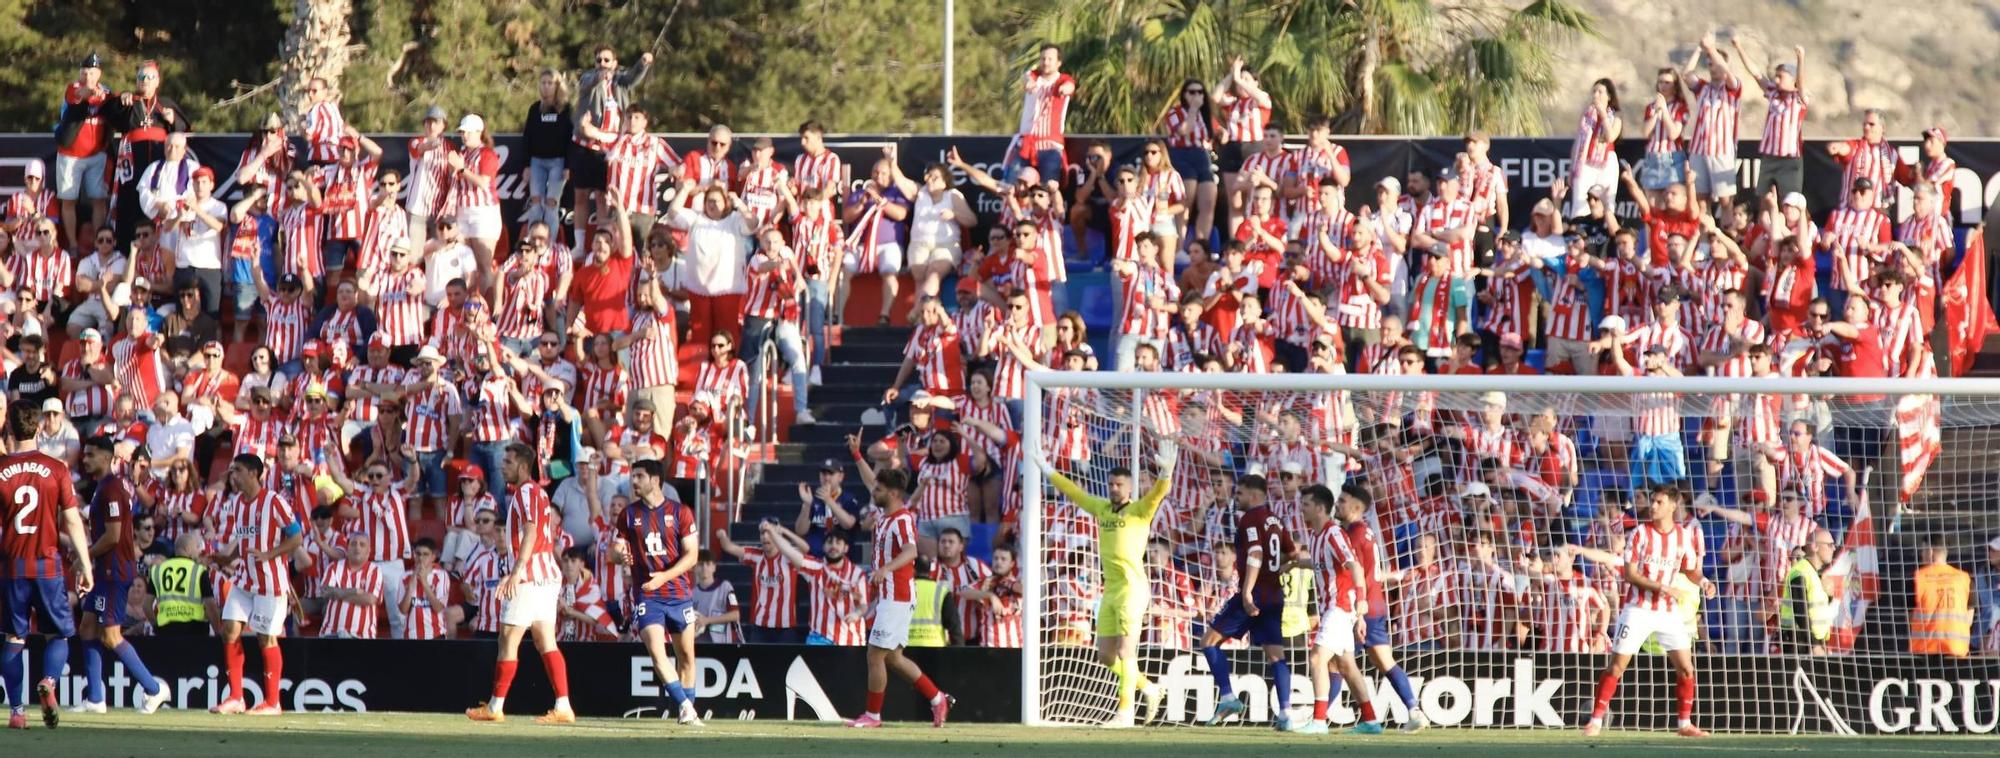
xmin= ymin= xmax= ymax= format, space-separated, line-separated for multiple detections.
xmin=1033 ymin=447 xmax=1175 ymax=728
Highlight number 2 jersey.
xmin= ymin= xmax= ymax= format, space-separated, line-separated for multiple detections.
xmin=0 ymin=451 xmax=81 ymax=579
xmin=616 ymin=497 xmax=697 ymax=602
xmin=1234 ymin=504 xmax=1295 ymax=607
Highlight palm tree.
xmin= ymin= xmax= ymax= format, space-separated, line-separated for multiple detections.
xmin=1017 ymin=0 xmax=1595 ymax=136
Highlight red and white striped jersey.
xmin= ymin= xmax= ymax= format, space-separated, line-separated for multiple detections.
xmin=1311 ymin=522 xmax=1361 ymax=612
xmin=1143 ymin=565 xmax=1197 ymax=649
xmin=579 ymin=362 xmax=630 ymax=414
xmin=1288 ymin=143 xmax=1349 ymax=216
xmin=461 ymin=543 xmax=505 ymax=634
xmin=404 ymin=137 xmax=453 ymax=218
xmin=1775 ymin=444 xmax=1850 ymax=518
xmin=628 ymin=310 xmax=678 ymax=389
xmin=1116 ymin=264 xmax=1178 ymax=340
xmin=1621 ymin=521 xmax=1703 ymax=612
xmin=1415 ymin=198 xmax=1476 ymax=274
xmin=1758 ymin=84 xmax=1810 ymax=158
xmin=509 ymin=482 xmax=562 ymax=585
xmin=1220 ymin=95 xmax=1271 ymax=143
xmin=1478 ymin=262 xmax=1536 ymax=336
xmin=1835 ymin=138 xmax=1901 ymax=207
xmin=347 ymin=485 xmax=412 ymax=561
xmin=1017 ymin=70 xmax=1075 ymax=155
xmin=738 ymin=547 xmax=800 ymax=629
xmin=988 ymin=322 xmax=1042 ymax=400
xmin=1623 ymin=320 xmax=1696 ymax=373
xmin=742 ymin=245 xmax=801 ymax=322
xmin=402 ymin=566 xmax=454 ymax=639
xmin=558 ymin=573 xmax=618 ymax=641
xmin=401 ymin=381 xmax=461 ymax=452
xmin=494 ymin=262 xmax=551 ymax=342
xmin=9 ymin=248 xmax=73 ymax=304
xmin=791 ymin=150 xmax=843 ymax=196
xmin=1459 ymin=422 xmax=1522 ymax=476
xmin=1825 ymin=204 xmax=1891 ymax=291
xmin=695 ymin=358 xmax=750 ymax=411
xmin=1449 ymin=561 xmax=1520 ymax=650
xmin=1876 ymin=298 xmax=1926 ymax=377
xmin=679 ymin=149 xmax=738 ymax=189
xmin=3 ymin=189 xmax=55 ymax=244
xmin=1899 ymin=212 xmax=1952 ymax=277
xmin=872 ymin=508 xmax=919 ymax=603
xmin=263 ymin=297 xmax=311 ymax=366
xmin=302 ymin=101 xmax=346 ymax=163
xmin=356 ymin=201 xmax=407 ymax=275
xmin=464 ymin=373 xmax=518 ymax=443
xmin=1627 ymin=384 xmax=1682 ymax=439
xmin=447 ymin=493 xmax=497 ymax=535
xmin=1228 ymin=319 xmax=1274 ymax=373
xmin=152 ymin=489 xmax=208 ymax=546
xmin=912 ymin=453 xmax=971 ymax=523
xmin=1735 ymin=385 xmax=1786 ymax=448
xmin=315 ymin=159 xmax=377 ymax=240
xmin=1161 ymin=105 xmax=1211 ymax=150
xmin=1239 ymin=149 xmax=1290 ymax=192
xmin=1570 ymin=106 xmax=1620 ymax=167
xmin=1642 ymin=100 xmax=1689 ymax=156
xmin=1698 ymin=320 xmax=1767 ymax=377
xmin=982 ymin=571 xmax=1025 ymax=649
xmin=452 ymin=145 xmax=501 ymax=210
xmin=1392 ymin=561 xmax=1451 ymax=647
xmin=1686 ymin=75 xmax=1742 ymax=157
xmin=1694 ymin=257 xmax=1748 ymax=325
xmin=604 ymin=133 xmax=677 ymax=215
xmin=1741 ymin=510 xmax=1816 ymax=604
xmin=216 ymin=489 xmax=298 ymax=597
xmin=366 ymin=267 xmax=427 ymax=346
xmin=1464 ymin=160 xmax=1509 ymax=222
xmin=796 ymin=555 xmax=868 ymax=645
xmin=933 ymin=556 xmax=991 ymax=642
xmin=1536 ymin=572 xmax=1608 ymax=652
xmin=1546 ymin=267 xmax=1594 ymax=342
xmin=1138 ymin=167 xmax=1186 ymax=223
xmin=1294 ymin=204 xmax=1354 ymax=288
xmin=736 ymin=162 xmax=789 ymax=227
xmin=319 ymin=559 xmax=383 ymax=638
xmin=277 ymin=202 xmax=324 ymax=279
xmin=61 ymin=356 xmax=114 ymax=418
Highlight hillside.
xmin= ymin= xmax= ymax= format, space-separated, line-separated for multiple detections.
xmin=1548 ymin=0 xmax=2000 ymax=138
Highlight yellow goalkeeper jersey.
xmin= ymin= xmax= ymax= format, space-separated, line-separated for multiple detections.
xmin=1047 ymin=470 xmax=1171 ymax=598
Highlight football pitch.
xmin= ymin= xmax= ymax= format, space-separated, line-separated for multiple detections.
xmin=6 ymin=711 xmax=1988 ymax=757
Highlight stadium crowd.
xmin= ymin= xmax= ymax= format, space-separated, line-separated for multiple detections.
xmin=0 ymin=31 xmax=1993 ymax=723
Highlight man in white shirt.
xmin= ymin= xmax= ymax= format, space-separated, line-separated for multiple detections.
xmin=665 ymin=180 xmax=752 ymax=354
xmin=163 ymin=166 xmax=229 ymax=316
xmin=423 ymin=217 xmax=478 ymax=308
xmin=145 ymin=391 xmax=197 ymax=479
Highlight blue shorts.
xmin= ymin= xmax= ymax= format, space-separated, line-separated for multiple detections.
xmin=1168 ymin=146 xmax=1216 ymax=184
xmin=1363 ymin=614 xmax=1390 ymax=648
xmin=1632 ymin=433 xmax=1688 ymax=490
xmin=1005 ymin=148 xmax=1066 ymax=187
xmin=415 ymin=449 xmax=449 ymax=498
xmin=632 ymin=596 xmax=698 ymax=633
xmin=84 ymin=576 xmax=133 ymax=627
xmin=1210 ymin=593 xmax=1285 ymax=647
xmin=5 ymin=576 xmax=75 ymax=638
xmin=1638 ymin=151 xmax=1687 ymax=191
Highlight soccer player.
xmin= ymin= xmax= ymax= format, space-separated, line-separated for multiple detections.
xmin=1202 ymin=474 xmax=1297 ymax=729
xmin=1340 ymin=484 xmax=1428 ymax=731
xmin=1291 ymin=484 xmax=1381 ymax=735
xmin=1 ymin=403 xmax=93 ymax=729
xmin=74 ymin=435 xmax=169 ymax=714
xmin=1032 ymin=450 xmax=1174 ymax=728
xmin=210 ymin=453 xmax=303 ymax=716
xmin=610 ymin=459 xmax=703 ymax=724
xmin=846 ymin=467 xmax=953 ymax=728
xmin=1583 ymin=484 xmax=1713 ymax=738
xmin=467 ymin=443 xmax=575 ymax=724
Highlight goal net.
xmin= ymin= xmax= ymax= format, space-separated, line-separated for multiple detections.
xmin=1019 ymin=371 xmax=2000 ymax=734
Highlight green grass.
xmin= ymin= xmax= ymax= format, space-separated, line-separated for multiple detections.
xmin=7 ymin=711 xmax=1987 ymax=757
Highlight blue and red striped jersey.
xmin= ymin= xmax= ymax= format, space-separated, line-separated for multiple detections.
xmin=619 ymin=497 xmax=698 ymax=602
xmin=0 ymin=451 xmax=81 ymax=579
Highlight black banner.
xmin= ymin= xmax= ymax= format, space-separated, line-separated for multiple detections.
xmin=31 ymin=637 xmax=1020 ymax=723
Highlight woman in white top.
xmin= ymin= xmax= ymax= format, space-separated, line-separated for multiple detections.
xmin=905 ymin=163 xmax=974 ymax=310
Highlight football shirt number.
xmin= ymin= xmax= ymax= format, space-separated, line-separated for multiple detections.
xmin=9 ymin=489 xmax=38 ymax=535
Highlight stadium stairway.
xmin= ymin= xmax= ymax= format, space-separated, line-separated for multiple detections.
xmin=710 ymin=324 xmax=911 ymax=607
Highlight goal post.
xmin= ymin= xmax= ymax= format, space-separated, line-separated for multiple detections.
xmin=1019 ymin=369 xmax=2000 ymax=734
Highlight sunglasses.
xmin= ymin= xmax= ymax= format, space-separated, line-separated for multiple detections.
xmin=1187 ymin=89 xmax=1206 ymax=95
xmin=1145 ymin=149 xmax=1163 ymax=155
xmin=540 ymin=340 xmax=559 ymax=348
xmin=475 ymin=517 xmax=496 ymax=525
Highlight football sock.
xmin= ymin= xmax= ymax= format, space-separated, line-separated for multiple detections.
xmin=1360 ymin=700 xmax=1378 ymax=723
xmin=260 ymin=644 xmax=282 ymax=705
xmin=1115 ymin=657 xmax=1136 ymax=712
xmin=1386 ymin=665 xmax=1418 ymax=710
xmin=1202 ymin=646 xmax=1233 ymax=700
xmin=865 ymin=689 xmax=885 ymax=717
xmin=41 ymin=637 xmax=68 ymax=690
xmin=1591 ymin=671 xmax=1621 ymax=722
xmin=114 ymin=642 xmax=161 ymax=696
xmin=542 ymin=650 xmax=570 ymax=700
xmin=1312 ymin=699 xmax=1328 ymax=721
xmin=1271 ymin=660 xmax=1293 ymax=712
xmin=664 ymin=679 xmax=689 ymax=709
xmin=1676 ymin=673 xmax=1696 ymax=724
xmin=223 ymin=641 xmax=245 ymax=701
xmin=913 ymin=674 xmax=942 ymax=704
xmin=493 ymin=659 xmax=519 ymax=700
xmin=83 ymin=643 xmax=105 ymax=704
xmin=2 ymin=640 xmax=24 ymax=708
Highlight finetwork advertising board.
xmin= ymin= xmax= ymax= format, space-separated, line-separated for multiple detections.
xmin=33 ymin=639 xmax=2000 ymax=733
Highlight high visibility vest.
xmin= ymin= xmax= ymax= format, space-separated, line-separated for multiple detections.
xmin=1280 ymin=566 xmax=1313 ymax=639
xmin=1779 ymin=558 xmax=1833 ymax=641
xmin=150 ymin=557 xmax=208 ymax=626
xmin=908 ymin=578 xmax=948 ymax=647
xmin=1910 ymin=563 xmax=1971 ymax=657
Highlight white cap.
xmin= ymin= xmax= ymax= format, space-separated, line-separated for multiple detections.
xmin=24 ymin=159 xmax=45 ymax=181
xmin=1458 ymin=481 xmax=1493 ymax=500
xmin=1376 ymin=176 xmax=1401 ymax=194
xmin=1279 ymin=461 xmax=1305 ymax=476
xmin=1479 ymin=391 xmax=1507 ymax=408
xmin=1987 ymin=535 xmax=2000 ymax=552
xmin=1783 ymin=192 xmax=1808 ymax=209
xmin=39 ymin=398 xmax=63 ymax=414
xmin=1598 ymin=314 xmax=1626 ymax=332
xmin=457 ymin=113 xmax=485 ymax=133
xmin=413 ymin=344 xmax=446 ymax=365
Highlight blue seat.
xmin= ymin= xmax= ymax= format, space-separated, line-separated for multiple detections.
xmin=1525 ymin=348 xmax=1546 ymax=370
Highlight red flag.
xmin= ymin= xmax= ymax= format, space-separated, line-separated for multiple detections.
xmin=1822 ymin=479 xmax=1878 ymax=655
xmin=1944 ymin=227 xmax=1998 ymax=375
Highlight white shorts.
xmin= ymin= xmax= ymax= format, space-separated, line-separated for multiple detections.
xmin=499 ymin=579 xmax=560 ymax=627
xmin=1610 ymin=606 xmax=1692 ymax=655
xmin=221 ymin=590 xmax=289 ymax=637
xmin=905 ymin=242 xmax=961 ymax=270
xmin=844 ymin=243 xmax=904 ymax=275
xmin=458 ymin=205 xmax=504 ymax=241
xmin=1314 ymin=607 xmax=1357 ymax=655
xmin=55 ymin=152 xmax=110 ymax=200
xmin=868 ymin=600 xmax=914 ymax=649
